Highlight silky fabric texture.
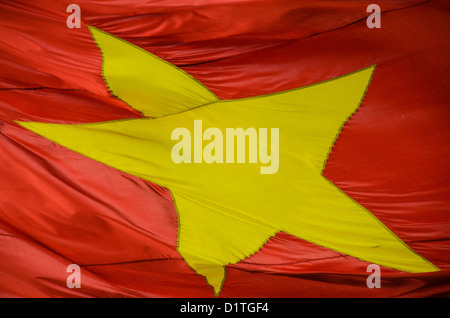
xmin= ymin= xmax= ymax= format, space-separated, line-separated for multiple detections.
xmin=0 ymin=0 xmax=449 ymax=297
xmin=20 ymin=61 xmax=437 ymax=294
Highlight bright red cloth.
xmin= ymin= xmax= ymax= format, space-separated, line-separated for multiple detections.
xmin=0 ymin=0 xmax=449 ymax=297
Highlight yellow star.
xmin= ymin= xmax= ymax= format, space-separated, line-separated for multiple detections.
xmin=18 ymin=27 xmax=438 ymax=295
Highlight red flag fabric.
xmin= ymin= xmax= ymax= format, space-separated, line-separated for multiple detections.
xmin=1 ymin=0 xmax=449 ymax=297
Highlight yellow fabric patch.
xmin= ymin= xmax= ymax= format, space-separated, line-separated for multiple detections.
xmin=18 ymin=28 xmax=438 ymax=295
xmin=89 ymin=26 xmax=218 ymax=117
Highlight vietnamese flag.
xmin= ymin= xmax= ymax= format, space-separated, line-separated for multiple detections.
xmin=0 ymin=0 xmax=449 ymax=298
